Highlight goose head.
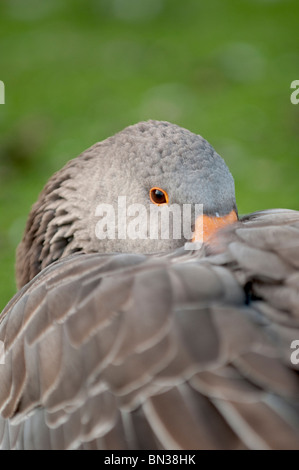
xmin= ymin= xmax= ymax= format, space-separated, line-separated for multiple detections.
xmin=16 ymin=120 xmax=237 ymax=288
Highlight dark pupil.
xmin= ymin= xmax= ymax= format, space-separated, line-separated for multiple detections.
xmin=154 ymin=190 xmax=165 ymax=201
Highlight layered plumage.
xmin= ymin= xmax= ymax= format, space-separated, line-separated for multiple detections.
xmin=0 ymin=121 xmax=299 ymax=449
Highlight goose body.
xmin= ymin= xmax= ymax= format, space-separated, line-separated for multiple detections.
xmin=0 ymin=121 xmax=299 ymax=449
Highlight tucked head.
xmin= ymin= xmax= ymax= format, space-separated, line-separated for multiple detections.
xmin=16 ymin=120 xmax=237 ymax=288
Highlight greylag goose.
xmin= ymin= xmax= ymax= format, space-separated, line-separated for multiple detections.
xmin=0 ymin=120 xmax=299 ymax=450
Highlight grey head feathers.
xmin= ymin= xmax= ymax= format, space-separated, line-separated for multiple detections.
xmin=16 ymin=120 xmax=237 ymax=289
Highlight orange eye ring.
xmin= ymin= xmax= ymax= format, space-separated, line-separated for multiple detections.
xmin=149 ymin=187 xmax=169 ymax=205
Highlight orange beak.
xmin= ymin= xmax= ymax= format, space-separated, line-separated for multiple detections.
xmin=192 ymin=209 xmax=238 ymax=244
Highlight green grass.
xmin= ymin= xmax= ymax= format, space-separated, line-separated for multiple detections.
xmin=1 ymin=0 xmax=299 ymax=309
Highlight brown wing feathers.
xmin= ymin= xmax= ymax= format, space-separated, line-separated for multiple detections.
xmin=1 ymin=212 xmax=299 ymax=449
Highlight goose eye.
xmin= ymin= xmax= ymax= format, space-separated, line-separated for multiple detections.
xmin=149 ymin=187 xmax=169 ymax=205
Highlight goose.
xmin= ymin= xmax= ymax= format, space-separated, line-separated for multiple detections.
xmin=0 ymin=120 xmax=299 ymax=450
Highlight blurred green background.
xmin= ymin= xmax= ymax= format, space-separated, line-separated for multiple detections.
xmin=0 ymin=0 xmax=299 ymax=309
